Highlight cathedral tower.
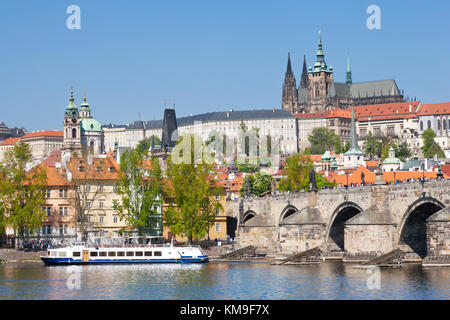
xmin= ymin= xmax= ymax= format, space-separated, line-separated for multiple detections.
xmin=281 ymin=53 xmax=298 ymax=113
xmin=307 ymin=31 xmax=334 ymax=113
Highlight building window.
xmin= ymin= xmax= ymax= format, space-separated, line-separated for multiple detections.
xmin=47 ymin=226 xmax=52 ymax=235
xmin=59 ymin=207 xmax=63 ymax=216
xmin=59 ymin=189 xmax=63 ymax=197
xmin=46 ymin=190 xmax=51 ymax=198
xmin=99 ymin=201 xmax=104 ymax=209
xmin=72 ymin=128 xmax=77 ymax=139
xmin=59 ymin=226 xmax=63 ymax=235
xmin=64 ymin=207 xmax=68 ymax=216
xmin=216 ymin=208 xmax=220 ymax=216
xmin=64 ymin=189 xmax=68 ymax=198
xmin=99 ymin=216 xmax=104 ymax=224
xmin=427 ymin=120 xmax=431 ymax=129
xmin=420 ymin=121 xmax=423 ymax=131
xmin=113 ymin=216 xmax=118 ymax=224
xmin=64 ymin=225 xmax=67 ymax=234
xmin=99 ymin=184 xmax=104 ymax=192
xmin=216 ymin=223 xmax=220 ymax=233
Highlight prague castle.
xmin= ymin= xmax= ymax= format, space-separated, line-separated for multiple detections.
xmin=282 ymin=32 xmax=406 ymax=114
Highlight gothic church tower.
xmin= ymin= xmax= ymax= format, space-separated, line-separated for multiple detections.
xmin=281 ymin=53 xmax=298 ymax=113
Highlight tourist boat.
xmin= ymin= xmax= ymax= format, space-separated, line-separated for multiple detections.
xmin=40 ymin=238 xmax=208 ymax=265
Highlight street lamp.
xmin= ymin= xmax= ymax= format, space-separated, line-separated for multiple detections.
xmin=421 ymin=161 xmax=425 ymax=190
xmin=393 ymin=171 xmax=396 ymax=184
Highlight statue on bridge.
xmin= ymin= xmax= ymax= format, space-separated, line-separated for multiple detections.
xmin=309 ymin=169 xmax=318 ymax=192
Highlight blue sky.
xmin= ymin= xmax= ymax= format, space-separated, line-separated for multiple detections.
xmin=1 ymin=0 xmax=449 ymax=131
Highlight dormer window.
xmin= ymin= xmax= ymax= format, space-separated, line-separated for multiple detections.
xmin=79 ymin=166 xmax=85 ymax=172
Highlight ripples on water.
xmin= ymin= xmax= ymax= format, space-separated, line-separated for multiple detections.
xmin=0 ymin=262 xmax=448 ymax=300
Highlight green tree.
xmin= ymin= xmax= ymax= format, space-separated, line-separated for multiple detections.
xmin=421 ymin=128 xmax=444 ymax=158
xmin=343 ymin=141 xmax=350 ymax=153
xmin=278 ymin=152 xmax=313 ymax=192
xmin=113 ymin=149 xmax=164 ymax=236
xmin=136 ymin=136 xmax=162 ymax=155
xmin=392 ymin=141 xmax=411 ymax=161
xmin=363 ymin=131 xmax=379 ymax=159
xmin=165 ymin=134 xmax=224 ymax=244
xmin=380 ymin=143 xmax=391 ymax=162
xmin=334 ymin=137 xmax=342 ymax=154
xmin=240 ymin=172 xmax=274 ymax=197
xmin=308 ymin=127 xmax=338 ymax=154
xmin=0 ymin=141 xmax=47 ymax=247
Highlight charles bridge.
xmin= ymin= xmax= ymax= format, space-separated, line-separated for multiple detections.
xmin=226 ymin=180 xmax=450 ymax=264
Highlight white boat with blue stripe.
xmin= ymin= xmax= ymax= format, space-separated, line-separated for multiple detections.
xmin=41 ymin=238 xmax=208 ymax=265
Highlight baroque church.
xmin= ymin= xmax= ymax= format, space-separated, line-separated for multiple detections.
xmin=62 ymin=88 xmax=104 ymax=158
xmin=282 ymin=32 xmax=405 ymax=114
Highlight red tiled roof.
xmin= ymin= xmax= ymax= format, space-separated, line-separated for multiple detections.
xmin=294 ymin=112 xmax=328 ymax=119
xmin=349 ymin=101 xmax=420 ymax=120
xmin=441 ymin=165 xmax=450 ymax=177
xmin=326 ymin=109 xmax=351 ymax=119
xmin=21 ymin=131 xmax=64 ymax=139
xmin=1 ymin=137 xmax=19 ymax=146
xmin=42 ymin=150 xmax=62 ymax=167
xmin=416 ymin=102 xmax=450 ymax=116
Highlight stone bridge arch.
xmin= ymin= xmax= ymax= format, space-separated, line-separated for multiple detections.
xmin=325 ymin=201 xmax=363 ymax=252
xmin=242 ymin=210 xmax=257 ymax=225
xmin=278 ymin=205 xmax=299 ymax=224
xmin=397 ymin=196 xmax=445 ymax=258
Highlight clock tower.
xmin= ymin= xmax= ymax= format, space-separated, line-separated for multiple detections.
xmin=63 ymin=87 xmax=82 ymax=158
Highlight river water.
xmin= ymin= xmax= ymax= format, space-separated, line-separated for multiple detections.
xmin=0 ymin=261 xmax=448 ymax=300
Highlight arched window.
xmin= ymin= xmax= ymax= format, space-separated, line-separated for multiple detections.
xmin=314 ymin=83 xmax=320 ymax=97
xmin=444 ymin=119 xmax=447 ymax=131
xmin=420 ymin=121 xmax=423 ymax=131
xmin=89 ymin=141 xmax=94 ymax=154
xmin=427 ymin=120 xmax=431 ymax=129
xmin=72 ymin=128 xmax=77 ymax=138
xmin=437 ymin=118 xmax=441 ymax=131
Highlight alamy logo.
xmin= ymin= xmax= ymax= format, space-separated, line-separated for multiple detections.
xmin=66 ymin=5 xmax=81 ymax=30
xmin=366 ymin=5 xmax=381 ymax=30
xmin=66 ymin=266 xmax=81 ymax=290
xmin=366 ymin=266 xmax=381 ymax=290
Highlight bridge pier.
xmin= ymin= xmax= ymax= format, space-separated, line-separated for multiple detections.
xmin=423 ymin=206 xmax=450 ymax=266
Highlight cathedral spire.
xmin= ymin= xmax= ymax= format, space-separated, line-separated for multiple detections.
xmin=286 ymin=52 xmax=293 ymax=75
xmin=282 ymin=53 xmax=297 ymax=112
xmin=313 ymin=30 xmax=328 ymax=72
xmin=346 ymin=54 xmax=352 ymax=86
xmin=300 ymin=55 xmax=308 ymax=88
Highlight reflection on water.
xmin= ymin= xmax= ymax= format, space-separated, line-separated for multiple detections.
xmin=0 ymin=262 xmax=448 ymax=300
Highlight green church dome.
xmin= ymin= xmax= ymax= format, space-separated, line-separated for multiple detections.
xmin=81 ymin=118 xmax=102 ymax=132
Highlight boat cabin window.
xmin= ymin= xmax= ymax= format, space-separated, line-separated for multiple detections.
xmin=126 ymin=252 xmax=134 ymax=257
xmin=99 ymin=252 xmax=107 ymax=257
xmin=58 ymin=252 xmax=66 ymax=257
xmin=144 ymin=251 xmax=152 ymax=256
xmin=108 ymin=252 xmax=116 ymax=257
xmin=90 ymin=252 xmax=98 ymax=257
xmin=73 ymin=251 xmax=81 ymax=257
xmin=154 ymin=251 xmax=162 ymax=257
xmin=117 ymin=252 xmax=125 ymax=256
xmin=51 ymin=252 xmax=57 ymax=257
xmin=135 ymin=251 xmax=143 ymax=256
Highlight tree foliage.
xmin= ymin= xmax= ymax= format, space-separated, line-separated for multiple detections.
xmin=136 ymin=136 xmax=162 ymax=155
xmin=240 ymin=172 xmax=274 ymax=197
xmin=278 ymin=152 xmax=313 ymax=192
xmin=164 ymin=134 xmax=223 ymax=243
xmin=0 ymin=141 xmax=47 ymax=247
xmin=308 ymin=127 xmax=339 ymax=154
xmin=113 ymin=148 xmax=164 ymax=236
xmin=422 ymin=128 xmax=444 ymax=158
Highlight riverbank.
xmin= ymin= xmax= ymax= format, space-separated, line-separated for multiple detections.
xmin=0 ymin=249 xmax=43 ymax=263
